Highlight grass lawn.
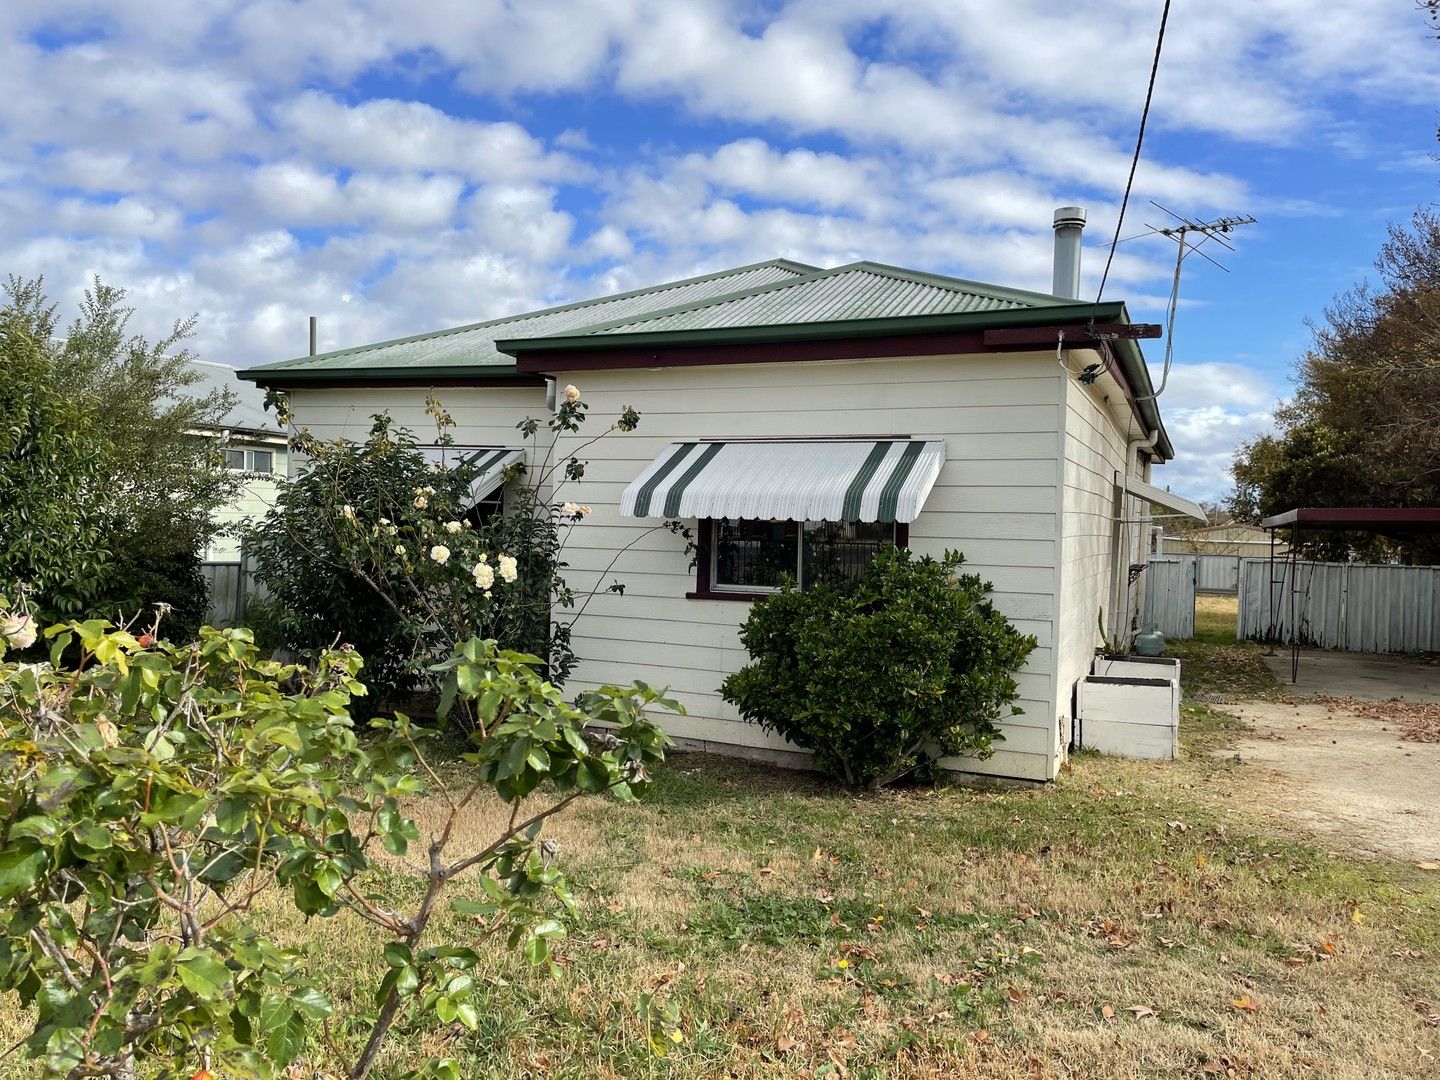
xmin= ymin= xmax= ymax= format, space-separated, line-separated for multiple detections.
xmin=3 ymin=639 xmax=1437 ymax=1078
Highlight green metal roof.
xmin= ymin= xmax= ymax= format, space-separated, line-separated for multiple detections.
xmin=239 ymin=259 xmax=817 ymax=384
xmin=571 ymin=262 xmax=1068 ymax=337
xmin=239 ymin=256 xmax=1173 ymax=460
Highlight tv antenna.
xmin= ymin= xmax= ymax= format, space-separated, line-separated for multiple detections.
xmin=1121 ymin=202 xmax=1256 ymax=402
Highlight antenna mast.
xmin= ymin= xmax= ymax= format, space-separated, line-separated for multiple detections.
xmin=1133 ymin=203 xmax=1256 ymax=402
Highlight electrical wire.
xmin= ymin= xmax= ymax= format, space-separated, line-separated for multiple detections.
xmin=1094 ymin=0 xmax=1173 ymax=304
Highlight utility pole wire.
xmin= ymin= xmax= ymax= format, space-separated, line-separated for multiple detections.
xmin=1095 ymin=0 xmax=1173 ymax=304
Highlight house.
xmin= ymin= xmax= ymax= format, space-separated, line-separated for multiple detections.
xmin=1163 ymin=521 xmax=1287 ymax=557
xmin=181 ymin=360 xmax=289 ymax=563
xmin=240 ymin=208 xmax=1204 ymax=782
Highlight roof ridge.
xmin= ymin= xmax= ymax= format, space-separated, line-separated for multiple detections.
xmin=838 ymin=260 xmax=1070 ymax=307
xmin=243 ymin=258 xmax=820 ymax=373
xmin=541 ymin=259 xmax=1063 ymax=340
xmin=551 ymin=262 xmax=866 ymax=338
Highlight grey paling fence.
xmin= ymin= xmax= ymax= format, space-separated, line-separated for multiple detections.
xmin=1158 ymin=554 xmax=1241 ymax=593
xmin=200 ymin=563 xmax=245 ymax=626
xmin=1142 ymin=557 xmax=1196 ymax=640
xmin=200 ymin=549 xmax=266 ymax=628
xmin=1237 ymin=558 xmax=1440 ymax=653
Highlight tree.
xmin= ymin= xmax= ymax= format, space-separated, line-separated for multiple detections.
xmin=0 ymin=277 xmax=238 ymax=635
xmin=0 ymin=615 xmax=675 ymax=1078
xmin=1228 ymin=210 xmax=1440 ymax=562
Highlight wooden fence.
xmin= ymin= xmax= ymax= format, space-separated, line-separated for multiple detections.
xmin=1141 ymin=558 xmax=1197 ymax=640
xmin=200 ymin=554 xmax=263 ymax=627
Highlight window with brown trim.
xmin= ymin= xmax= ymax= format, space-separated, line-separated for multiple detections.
xmin=688 ymin=518 xmax=906 ymax=600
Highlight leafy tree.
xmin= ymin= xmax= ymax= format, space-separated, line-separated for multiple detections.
xmin=721 ymin=547 xmax=1036 ymax=789
xmin=0 ymin=615 xmax=676 ymax=1078
xmin=1229 ymin=210 xmax=1440 ymax=561
xmin=0 ymin=277 xmax=238 ymax=634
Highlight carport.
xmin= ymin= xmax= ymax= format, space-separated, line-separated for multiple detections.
xmin=1259 ymin=507 xmax=1440 ymax=681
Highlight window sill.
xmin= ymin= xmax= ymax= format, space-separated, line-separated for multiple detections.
xmin=685 ymin=588 xmax=774 ymax=602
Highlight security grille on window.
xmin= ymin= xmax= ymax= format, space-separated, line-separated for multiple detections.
xmin=224 ymin=448 xmax=273 ymax=473
xmin=710 ymin=518 xmax=897 ymax=592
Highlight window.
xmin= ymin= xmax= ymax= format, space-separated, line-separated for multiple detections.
xmin=224 ymin=448 xmax=273 ymax=473
xmin=698 ymin=517 xmax=901 ymax=598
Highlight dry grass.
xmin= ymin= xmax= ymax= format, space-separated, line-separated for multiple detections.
xmin=1 ymin=651 xmax=1437 ymax=1078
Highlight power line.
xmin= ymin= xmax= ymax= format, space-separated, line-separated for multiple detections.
xmin=1094 ymin=0 xmax=1173 ymax=304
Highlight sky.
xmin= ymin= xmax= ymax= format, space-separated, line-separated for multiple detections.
xmin=2 ymin=1 xmax=1439 ymax=503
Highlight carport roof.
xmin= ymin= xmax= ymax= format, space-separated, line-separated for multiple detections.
xmin=1260 ymin=507 xmax=1440 ymax=530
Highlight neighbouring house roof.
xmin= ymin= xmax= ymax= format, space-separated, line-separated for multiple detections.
xmin=238 ymin=260 xmax=816 ymax=385
xmin=183 ymin=359 xmax=284 ymax=436
xmin=620 ymin=438 xmax=947 ymax=524
xmin=239 ymin=256 xmax=1173 ymax=460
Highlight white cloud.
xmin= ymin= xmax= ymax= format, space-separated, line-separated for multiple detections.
xmin=1153 ymin=361 xmax=1285 ymax=502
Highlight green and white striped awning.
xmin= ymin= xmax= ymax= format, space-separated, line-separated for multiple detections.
xmin=621 ymin=439 xmax=946 ymax=523
xmin=421 ymin=446 xmax=525 ymax=505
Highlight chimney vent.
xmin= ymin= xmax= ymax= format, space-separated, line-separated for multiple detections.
xmin=1052 ymin=206 xmax=1086 ymax=300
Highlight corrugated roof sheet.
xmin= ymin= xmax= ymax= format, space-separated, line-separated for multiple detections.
xmin=577 ymin=262 xmax=1066 ymax=337
xmin=244 ymin=260 xmax=816 ymax=377
xmin=183 ymin=360 xmax=283 ymax=434
xmin=621 ymin=439 xmax=947 ymax=524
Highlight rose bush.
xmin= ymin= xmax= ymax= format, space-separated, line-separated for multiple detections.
xmin=248 ymin=389 xmax=642 ymax=716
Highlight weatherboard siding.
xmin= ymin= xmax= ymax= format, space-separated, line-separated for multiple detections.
xmin=549 ymin=353 xmax=1065 ymax=782
xmin=1056 ymin=373 xmax=1146 ymax=764
xmin=279 ymin=384 xmax=550 ymax=492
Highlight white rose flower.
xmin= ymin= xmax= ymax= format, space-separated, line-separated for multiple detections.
xmin=473 ymin=562 xmax=495 ymax=590
xmin=341 ymin=504 xmax=356 ymax=521
xmin=444 ymin=520 xmax=462 ymax=534
xmin=497 ymin=554 xmax=518 ymax=583
xmin=394 ymin=544 xmax=406 ymax=557
xmin=579 ymin=504 xmax=592 ymax=517
xmin=413 ymin=495 xmax=429 ymax=509
xmin=1 ymin=612 xmax=37 ymax=650
xmin=563 ymin=383 xmax=581 ymax=404
xmin=387 ymin=525 xmax=399 ymax=536
xmin=429 ymin=545 xmax=451 ymax=565
xmin=423 ymin=485 xmax=436 ymax=495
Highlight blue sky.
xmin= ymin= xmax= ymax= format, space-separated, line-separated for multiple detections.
xmin=2 ymin=1 xmax=1438 ymax=501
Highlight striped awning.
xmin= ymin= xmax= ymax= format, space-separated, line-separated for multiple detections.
xmin=421 ymin=446 xmax=525 ymax=505
xmin=621 ymin=439 xmax=946 ymax=523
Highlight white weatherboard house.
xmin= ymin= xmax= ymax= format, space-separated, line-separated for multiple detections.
xmin=242 ymin=210 xmax=1204 ymax=782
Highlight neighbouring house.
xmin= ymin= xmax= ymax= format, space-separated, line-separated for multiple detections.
xmin=182 ymin=360 xmax=288 ymax=563
xmin=1163 ymin=520 xmax=1288 ymax=557
xmin=240 ymin=208 xmax=1205 ymax=782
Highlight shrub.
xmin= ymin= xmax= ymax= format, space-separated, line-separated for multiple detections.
xmin=0 ymin=277 xmax=238 ymax=630
xmin=248 ymin=391 xmax=640 ymax=713
xmin=721 ymin=546 xmax=1036 ymax=789
xmin=0 ymin=615 xmax=676 ymax=1078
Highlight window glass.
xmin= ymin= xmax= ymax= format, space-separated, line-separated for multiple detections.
xmin=802 ymin=520 xmax=895 ymax=588
xmin=713 ymin=519 xmax=800 ymax=590
xmin=223 ymin=448 xmax=246 ymax=470
xmin=248 ymin=450 xmax=273 ymax=474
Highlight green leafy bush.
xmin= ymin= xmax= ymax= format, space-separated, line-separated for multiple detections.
xmin=248 ymin=391 xmax=640 ymax=713
xmin=721 ymin=546 xmax=1036 ymax=789
xmin=0 ymin=616 xmax=676 ymax=1078
xmin=0 ymin=277 xmax=238 ymax=630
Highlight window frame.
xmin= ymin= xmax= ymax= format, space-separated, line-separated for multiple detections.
xmin=687 ymin=517 xmax=908 ymax=602
xmin=224 ymin=447 xmax=275 ymax=474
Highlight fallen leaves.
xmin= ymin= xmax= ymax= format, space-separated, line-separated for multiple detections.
xmin=1230 ymin=995 xmax=1260 ymax=1012
xmin=1319 ymin=695 xmax=1440 ymax=743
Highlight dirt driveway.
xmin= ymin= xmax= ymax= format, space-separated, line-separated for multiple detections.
xmin=1222 ymin=651 xmax=1440 ymax=862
